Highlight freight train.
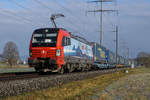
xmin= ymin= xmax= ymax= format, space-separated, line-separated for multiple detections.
xmin=28 ymin=28 xmax=131 ymax=73
xmin=92 ymin=42 xmax=131 ymax=69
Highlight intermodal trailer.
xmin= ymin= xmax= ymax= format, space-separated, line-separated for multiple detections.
xmin=28 ymin=28 xmax=93 ymax=73
xmin=92 ymin=42 xmax=117 ymax=69
xmin=108 ymin=50 xmax=116 ymax=68
xmin=92 ymin=42 xmax=115 ymax=69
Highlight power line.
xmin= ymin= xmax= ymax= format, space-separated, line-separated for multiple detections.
xmin=0 ymin=0 xmax=33 ymax=23
xmin=33 ymin=0 xmax=85 ymax=35
xmin=40 ymin=0 xmax=86 ymax=32
xmin=53 ymin=1 xmax=88 ymax=34
xmin=55 ymin=0 xmax=89 ymax=26
xmin=57 ymin=22 xmax=79 ymax=34
xmin=33 ymin=0 xmax=54 ymax=12
xmin=0 ymin=8 xmax=34 ymax=25
xmin=8 ymin=0 xmax=84 ymax=35
xmin=88 ymin=0 xmax=117 ymax=47
xmin=7 ymin=0 xmax=45 ymax=27
xmin=8 ymin=0 xmax=31 ymax=11
xmin=55 ymin=0 xmax=98 ymax=37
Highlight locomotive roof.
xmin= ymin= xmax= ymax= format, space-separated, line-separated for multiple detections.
xmin=34 ymin=28 xmax=67 ymax=32
xmin=33 ymin=28 xmax=91 ymax=45
xmin=70 ymin=34 xmax=90 ymax=45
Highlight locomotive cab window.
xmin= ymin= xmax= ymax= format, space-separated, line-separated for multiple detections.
xmin=32 ymin=31 xmax=58 ymax=47
xmin=62 ymin=37 xmax=71 ymax=46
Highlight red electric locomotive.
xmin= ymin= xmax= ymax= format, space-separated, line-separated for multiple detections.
xmin=28 ymin=28 xmax=93 ymax=73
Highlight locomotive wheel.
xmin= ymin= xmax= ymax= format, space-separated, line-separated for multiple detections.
xmin=58 ymin=67 xmax=64 ymax=74
xmin=35 ymin=68 xmax=44 ymax=74
xmin=81 ymin=64 xmax=86 ymax=72
xmin=81 ymin=67 xmax=85 ymax=72
xmin=35 ymin=67 xmax=40 ymax=72
xmin=86 ymin=64 xmax=91 ymax=71
xmin=67 ymin=64 xmax=74 ymax=73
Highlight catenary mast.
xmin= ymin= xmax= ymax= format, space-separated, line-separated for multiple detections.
xmin=88 ymin=0 xmax=118 ymax=64
xmin=88 ymin=0 xmax=115 ymax=47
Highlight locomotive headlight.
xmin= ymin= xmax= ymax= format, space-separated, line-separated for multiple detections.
xmin=56 ymin=49 xmax=61 ymax=56
xmin=29 ymin=50 xmax=32 ymax=57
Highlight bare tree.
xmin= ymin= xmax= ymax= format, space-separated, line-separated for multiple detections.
xmin=137 ymin=52 xmax=150 ymax=58
xmin=2 ymin=41 xmax=20 ymax=66
xmin=136 ymin=52 xmax=150 ymax=67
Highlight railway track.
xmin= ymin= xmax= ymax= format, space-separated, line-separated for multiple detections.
xmin=0 ymin=71 xmax=59 ymax=82
xmin=0 ymin=68 xmax=128 ymax=97
xmin=0 ymin=72 xmax=38 ymax=82
xmin=0 ymin=68 xmax=126 ymax=82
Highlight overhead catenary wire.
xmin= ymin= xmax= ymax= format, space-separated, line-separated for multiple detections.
xmin=9 ymin=0 xmax=95 ymax=37
xmin=0 ymin=0 xmax=38 ymax=26
xmin=57 ymin=22 xmax=79 ymax=34
xmin=0 ymin=8 xmax=35 ymax=25
xmin=8 ymin=0 xmax=31 ymax=11
xmin=114 ymin=0 xmax=129 ymax=57
xmin=2 ymin=0 xmax=102 ymax=39
xmin=103 ymin=12 xmax=115 ymax=28
xmin=7 ymin=0 xmax=48 ymax=27
xmin=5 ymin=0 xmax=83 ymax=33
xmin=55 ymin=0 xmax=100 ymax=36
xmin=32 ymin=0 xmax=86 ymax=36
xmin=32 ymin=0 xmax=54 ymax=12
xmin=55 ymin=0 xmax=98 ymax=37
xmin=87 ymin=0 xmax=117 ymax=47
xmin=55 ymin=0 xmax=90 ymax=25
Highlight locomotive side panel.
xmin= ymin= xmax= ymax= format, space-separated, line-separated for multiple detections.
xmin=64 ymin=38 xmax=93 ymax=61
xmin=63 ymin=36 xmax=93 ymax=71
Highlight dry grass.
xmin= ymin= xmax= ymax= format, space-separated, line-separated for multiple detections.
xmin=0 ymin=65 xmax=33 ymax=73
xmin=99 ymin=73 xmax=150 ymax=100
xmin=2 ymin=68 xmax=150 ymax=100
xmin=0 ymin=62 xmax=28 ymax=68
xmin=15 ymin=65 xmax=28 ymax=68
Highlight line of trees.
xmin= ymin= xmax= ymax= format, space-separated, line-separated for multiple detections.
xmin=136 ymin=52 xmax=150 ymax=68
xmin=0 ymin=41 xmax=21 ymax=66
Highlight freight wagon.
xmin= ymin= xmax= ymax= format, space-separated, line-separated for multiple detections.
xmin=92 ymin=42 xmax=132 ymax=69
xmin=28 ymin=28 xmax=93 ymax=73
xmin=92 ymin=42 xmax=116 ymax=69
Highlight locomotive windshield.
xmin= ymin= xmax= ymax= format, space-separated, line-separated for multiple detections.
xmin=32 ymin=29 xmax=58 ymax=47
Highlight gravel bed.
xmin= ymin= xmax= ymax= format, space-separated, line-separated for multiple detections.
xmin=0 ymin=69 xmax=118 ymax=98
xmin=94 ymin=73 xmax=150 ymax=100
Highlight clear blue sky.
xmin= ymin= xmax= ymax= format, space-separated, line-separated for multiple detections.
xmin=0 ymin=0 xmax=150 ymax=60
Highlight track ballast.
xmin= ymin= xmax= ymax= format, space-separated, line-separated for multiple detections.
xmin=0 ymin=68 xmax=127 ymax=97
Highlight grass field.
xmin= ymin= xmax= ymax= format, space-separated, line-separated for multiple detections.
xmin=0 ymin=63 xmax=35 ymax=73
xmin=2 ymin=68 xmax=150 ymax=100
xmin=0 ymin=63 xmax=28 ymax=68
